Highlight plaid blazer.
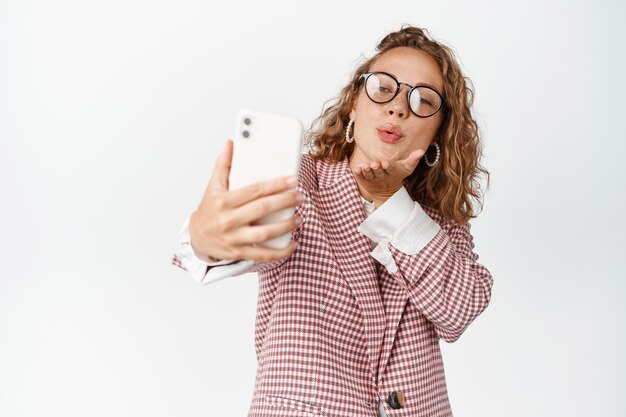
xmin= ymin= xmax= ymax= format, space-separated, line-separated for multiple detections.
xmin=179 ymin=154 xmax=493 ymax=417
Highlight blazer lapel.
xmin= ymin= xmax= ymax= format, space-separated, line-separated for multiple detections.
xmin=315 ymin=158 xmax=386 ymax=384
xmin=376 ymin=268 xmax=410 ymax=384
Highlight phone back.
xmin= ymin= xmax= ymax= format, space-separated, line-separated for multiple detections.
xmin=230 ymin=109 xmax=303 ymax=190
xmin=229 ymin=109 xmax=304 ymax=248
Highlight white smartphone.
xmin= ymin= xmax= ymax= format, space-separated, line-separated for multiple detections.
xmin=229 ymin=109 xmax=304 ymax=249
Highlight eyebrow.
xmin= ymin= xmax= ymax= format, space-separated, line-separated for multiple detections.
xmin=415 ymin=81 xmax=440 ymax=91
xmin=374 ymin=70 xmax=443 ymax=93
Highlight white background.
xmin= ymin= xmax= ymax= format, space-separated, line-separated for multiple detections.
xmin=1 ymin=0 xmax=625 ymax=416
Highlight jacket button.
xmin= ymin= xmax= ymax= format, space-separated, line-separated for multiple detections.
xmin=387 ymin=391 xmax=406 ymax=409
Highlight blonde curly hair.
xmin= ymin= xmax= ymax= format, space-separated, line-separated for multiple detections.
xmin=305 ymin=25 xmax=490 ymax=225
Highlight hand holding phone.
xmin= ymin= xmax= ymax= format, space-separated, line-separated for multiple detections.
xmin=189 ymin=110 xmax=304 ymax=263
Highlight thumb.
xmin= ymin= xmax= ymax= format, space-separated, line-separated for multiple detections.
xmin=401 ymin=148 xmax=425 ymax=172
xmin=208 ymin=139 xmax=234 ymax=191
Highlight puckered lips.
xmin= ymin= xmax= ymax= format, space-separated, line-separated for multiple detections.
xmin=376 ymin=123 xmax=403 ymax=143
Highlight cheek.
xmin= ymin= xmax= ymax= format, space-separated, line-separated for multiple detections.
xmin=430 ymin=113 xmax=444 ymax=135
xmin=401 ymin=129 xmax=437 ymax=154
xmin=413 ymin=118 xmax=442 ymax=141
xmin=355 ymin=92 xmax=378 ymax=118
xmin=354 ymin=109 xmax=374 ymax=136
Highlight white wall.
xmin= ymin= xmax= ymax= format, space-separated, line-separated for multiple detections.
xmin=1 ymin=1 xmax=624 ymax=416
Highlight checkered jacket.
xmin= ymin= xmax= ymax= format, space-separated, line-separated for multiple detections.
xmin=173 ymin=154 xmax=493 ymax=416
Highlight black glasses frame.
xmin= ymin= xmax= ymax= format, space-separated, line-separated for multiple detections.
xmin=359 ymin=71 xmax=446 ymax=118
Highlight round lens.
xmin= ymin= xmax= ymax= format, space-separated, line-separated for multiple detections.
xmin=242 ymin=130 xmax=250 ymax=138
xmin=365 ymin=73 xmax=397 ymax=103
xmin=410 ymin=87 xmax=441 ymax=117
xmin=244 ymin=118 xmax=251 ymax=125
xmin=409 ymin=88 xmax=421 ymax=114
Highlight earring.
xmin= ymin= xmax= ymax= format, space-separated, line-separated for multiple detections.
xmin=424 ymin=143 xmax=440 ymax=167
xmin=345 ymin=119 xmax=354 ymax=143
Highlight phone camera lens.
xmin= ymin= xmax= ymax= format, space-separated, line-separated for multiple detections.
xmin=244 ymin=118 xmax=251 ymax=125
xmin=242 ymin=130 xmax=250 ymax=138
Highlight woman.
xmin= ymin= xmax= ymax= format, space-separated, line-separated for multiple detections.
xmin=173 ymin=26 xmax=493 ymax=417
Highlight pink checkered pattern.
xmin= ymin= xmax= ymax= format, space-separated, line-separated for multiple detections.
xmin=177 ymin=154 xmax=493 ymax=416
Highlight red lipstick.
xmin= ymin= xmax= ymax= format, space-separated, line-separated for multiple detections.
xmin=376 ymin=124 xmax=403 ymax=143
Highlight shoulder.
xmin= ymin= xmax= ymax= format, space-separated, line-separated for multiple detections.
xmin=297 ymin=153 xmax=347 ymax=193
xmin=297 ymin=153 xmax=318 ymax=193
xmin=421 ymin=204 xmax=443 ymax=224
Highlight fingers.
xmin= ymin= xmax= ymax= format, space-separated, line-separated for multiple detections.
xmin=226 ymin=190 xmax=305 ymax=228
xmin=356 ymin=149 xmax=424 ymax=181
xmin=207 ymin=140 xmax=234 ymax=191
xmin=228 ymin=215 xmax=301 ymax=246
xmin=354 ymin=161 xmax=389 ymax=180
xmin=226 ymin=175 xmax=299 ymax=208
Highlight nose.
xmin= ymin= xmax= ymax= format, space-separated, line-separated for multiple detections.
xmin=385 ymin=87 xmax=410 ymax=119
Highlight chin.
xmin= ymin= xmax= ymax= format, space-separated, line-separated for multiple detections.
xmin=370 ymin=145 xmax=403 ymax=163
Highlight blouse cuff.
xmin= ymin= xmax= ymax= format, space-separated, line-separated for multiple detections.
xmin=357 ymin=187 xmax=441 ymax=274
xmin=173 ymin=215 xmax=238 ymax=285
xmin=358 ymin=187 xmax=415 ymax=241
xmin=392 ymin=202 xmax=441 ymax=255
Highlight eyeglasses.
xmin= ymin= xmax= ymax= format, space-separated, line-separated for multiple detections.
xmin=359 ymin=72 xmax=446 ymax=118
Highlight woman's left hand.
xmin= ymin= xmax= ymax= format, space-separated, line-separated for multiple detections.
xmin=352 ymin=149 xmax=425 ymax=207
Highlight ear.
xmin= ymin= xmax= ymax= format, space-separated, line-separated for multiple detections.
xmin=349 ymin=100 xmax=357 ymax=121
